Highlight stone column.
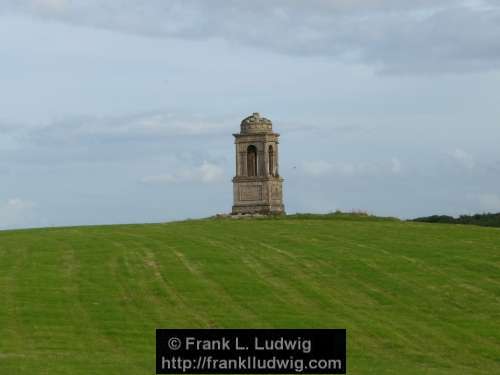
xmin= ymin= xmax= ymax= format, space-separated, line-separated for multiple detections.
xmin=258 ymin=150 xmax=265 ymax=177
xmin=239 ymin=150 xmax=246 ymax=176
xmin=275 ymin=142 xmax=279 ymax=176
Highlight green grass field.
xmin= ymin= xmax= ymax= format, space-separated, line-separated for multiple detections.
xmin=0 ymin=215 xmax=499 ymax=374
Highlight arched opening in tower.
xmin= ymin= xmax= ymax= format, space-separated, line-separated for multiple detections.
xmin=247 ymin=145 xmax=257 ymax=177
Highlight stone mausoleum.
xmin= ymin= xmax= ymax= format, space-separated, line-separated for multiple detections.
xmin=232 ymin=113 xmax=285 ymax=215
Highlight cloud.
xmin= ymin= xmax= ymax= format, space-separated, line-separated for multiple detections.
xmin=301 ymin=159 xmax=402 ymax=177
xmin=28 ymin=112 xmax=233 ymax=143
xmin=33 ymin=0 xmax=67 ymax=12
xmin=2 ymin=0 xmax=499 ymax=74
xmin=391 ymin=157 xmax=402 ymax=174
xmin=301 ymin=160 xmax=333 ymax=177
xmin=0 ymin=111 xmax=237 ymax=166
xmin=0 ymin=198 xmax=37 ymax=229
xmin=141 ymin=161 xmax=224 ymax=185
xmin=477 ymin=193 xmax=500 ymax=212
xmin=450 ymin=148 xmax=475 ymax=169
xmin=301 ymin=160 xmax=367 ymax=177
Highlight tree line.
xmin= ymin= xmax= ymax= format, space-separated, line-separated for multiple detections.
xmin=411 ymin=213 xmax=500 ymax=228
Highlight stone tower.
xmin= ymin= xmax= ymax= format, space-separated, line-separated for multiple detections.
xmin=232 ymin=113 xmax=285 ymax=215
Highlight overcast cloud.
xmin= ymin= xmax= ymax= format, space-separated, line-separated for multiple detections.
xmin=0 ymin=1 xmax=499 ymax=229
xmin=2 ymin=0 xmax=500 ymax=73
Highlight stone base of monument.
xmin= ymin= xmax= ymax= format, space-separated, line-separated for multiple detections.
xmin=231 ymin=204 xmax=285 ymax=216
xmin=213 ymin=210 xmax=285 ymax=220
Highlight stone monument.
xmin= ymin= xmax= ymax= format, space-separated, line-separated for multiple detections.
xmin=232 ymin=113 xmax=285 ymax=215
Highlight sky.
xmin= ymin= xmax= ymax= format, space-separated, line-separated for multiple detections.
xmin=1 ymin=0 xmax=500 ymax=229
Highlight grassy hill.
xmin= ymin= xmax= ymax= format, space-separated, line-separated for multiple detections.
xmin=0 ymin=215 xmax=499 ymax=374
